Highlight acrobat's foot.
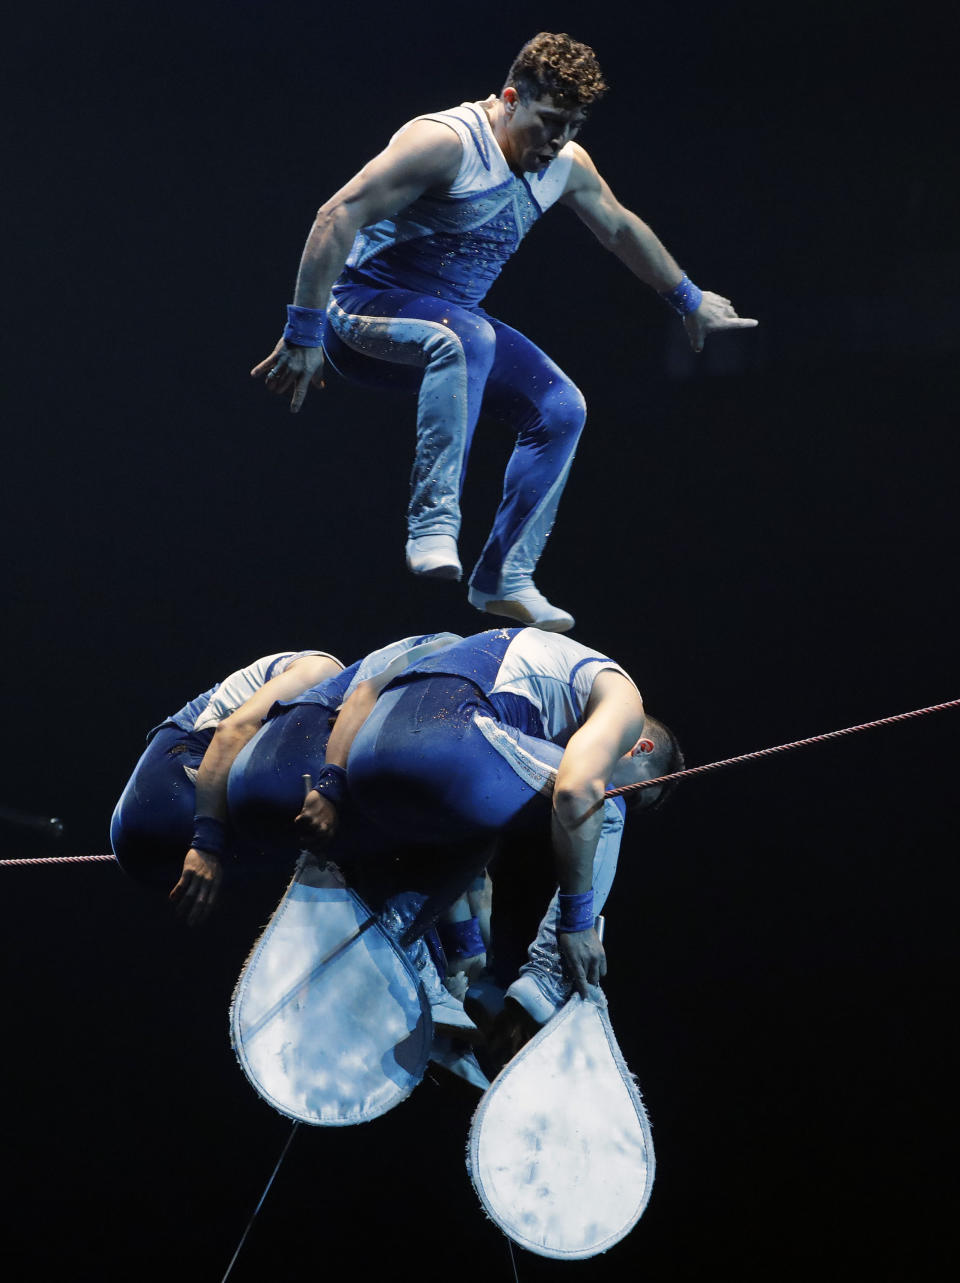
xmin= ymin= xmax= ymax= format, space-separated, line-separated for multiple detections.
xmin=406 ymin=534 xmax=462 ymax=580
xmin=411 ymin=937 xmax=481 ymax=1042
xmin=468 ymin=577 xmax=574 ymax=632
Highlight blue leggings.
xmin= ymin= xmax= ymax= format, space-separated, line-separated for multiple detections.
xmin=325 ymin=278 xmax=586 ymax=595
xmin=110 ymin=725 xmax=212 ymax=886
xmin=346 ymin=676 xmax=552 ymax=846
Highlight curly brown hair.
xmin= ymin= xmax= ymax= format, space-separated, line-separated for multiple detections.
xmin=504 ymin=32 xmax=609 ymax=109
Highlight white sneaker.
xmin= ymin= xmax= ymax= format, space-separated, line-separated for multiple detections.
xmin=405 ymin=535 xmax=462 ymax=580
xmin=505 ymin=972 xmax=563 ymax=1026
xmin=411 ymin=940 xmax=479 ymax=1038
xmin=427 ymin=975 xmax=481 ymax=1039
xmin=468 ymin=578 xmax=574 ymax=632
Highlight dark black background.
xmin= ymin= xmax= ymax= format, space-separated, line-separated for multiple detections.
xmin=2 ymin=2 xmax=956 ymax=1279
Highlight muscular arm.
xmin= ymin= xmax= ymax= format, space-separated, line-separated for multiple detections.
xmin=169 ymin=653 xmax=342 ymax=923
xmin=552 ymin=670 xmax=645 ymax=893
xmin=292 ymin=678 xmax=379 ymax=846
xmin=560 ymin=145 xmax=683 ymax=291
xmin=293 ymin=668 xmax=394 ymax=838
xmin=322 ymin=679 xmax=379 ymax=769
xmin=193 ymin=654 xmax=344 ymax=817
xmin=291 ymin=121 xmax=462 ymax=310
xmin=551 ymin=669 xmax=645 ymax=994
xmin=560 ymin=144 xmax=758 ymax=351
xmin=252 ymin=120 xmax=463 ymax=411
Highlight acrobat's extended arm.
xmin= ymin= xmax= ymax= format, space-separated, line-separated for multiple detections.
xmin=169 ymin=653 xmax=342 ymax=926
xmin=250 ymin=120 xmax=462 ymax=413
xmin=551 ymin=670 xmax=645 ymax=996
xmin=560 ymin=143 xmax=758 ymax=353
xmin=292 ymin=677 xmax=377 ymax=846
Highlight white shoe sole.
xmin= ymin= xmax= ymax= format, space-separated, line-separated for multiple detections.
xmin=467 ymin=585 xmax=574 ymax=633
xmin=406 ymin=536 xmax=462 ymax=581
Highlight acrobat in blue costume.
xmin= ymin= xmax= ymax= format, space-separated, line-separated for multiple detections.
xmin=229 ymin=628 xmax=630 ymax=1023
xmin=322 ymin=103 xmax=586 ymax=628
xmin=110 ymin=649 xmax=335 ymax=884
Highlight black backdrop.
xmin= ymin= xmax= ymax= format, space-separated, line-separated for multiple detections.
xmin=2 ymin=2 xmax=956 ymax=1279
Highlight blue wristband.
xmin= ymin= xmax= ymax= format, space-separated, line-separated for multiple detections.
xmin=312 ymin=763 xmax=349 ymax=808
xmin=191 ymin=815 xmax=227 ymax=858
xmin=660 ymin=274 xmax=703 ymax=317
xmin=438 ymin=915 xmax=486 ymax=960
xmin=282 ymin=303 xmax=326 ymax=348
xmin=557 ymin=889 xmax=595 ymax=934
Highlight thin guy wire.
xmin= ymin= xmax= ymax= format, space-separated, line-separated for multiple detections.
xmin=504 ymin=1234 xmax=521 ymax=1283
xmin=221 ymin=1121 xmax=301 ymax=1283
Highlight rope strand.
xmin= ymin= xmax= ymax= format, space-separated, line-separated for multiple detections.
xmin=2 ymin=698 xmax=958 ymax=863
xmin=605 ymin=696 xmax=960 ymax=799
xmin=0 ymin=852 xmax=116 ymax=867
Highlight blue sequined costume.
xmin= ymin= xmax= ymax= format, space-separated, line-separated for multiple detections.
xmin=224 ymin=630 xmax=632 ymax=1023
xmin=344 ymin=628 xmax=632 ymax=1019
xmin=322 ymin=102 xmax=586 ymax=596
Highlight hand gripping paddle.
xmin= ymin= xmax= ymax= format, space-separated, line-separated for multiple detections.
xmin=467 ymin=918 xmax=655 ymax=1259
xmin=230 ymin=777 xmax=432 ymax=1126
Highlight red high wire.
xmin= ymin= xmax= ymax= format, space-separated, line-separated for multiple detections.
xmin=604 ymin=696 xmax=960 ymax=799
xmin=0 ymin=852 xmax=117 ymax=867
xmin=2 ymin=697 xmax=958 ymax=866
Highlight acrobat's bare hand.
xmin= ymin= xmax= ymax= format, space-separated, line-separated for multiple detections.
xmin=295 ymin=789 xmax=339 ymax=848
xmin=558 ymin=926 xmax=607 ymax=999
xmin=169 ymin=848 xmax=223 ymax=927
xmin=683 ymin=291 xmax=758 ymax=354
xmin=251 ymin=339 xmax=326 ymax=414
xmin=447 ymin=952 xmax=487 ymax=988
xmin=444 ymin=971 xmax=469 ymax=1001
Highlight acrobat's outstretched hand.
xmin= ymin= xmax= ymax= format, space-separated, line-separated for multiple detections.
xmin=683 ymin=291 xmax=759 ymax=354
xmin=251 ymin=338 xmax=326 ymax=414
xmin=169 ymin=847 xmax=223 ymax=927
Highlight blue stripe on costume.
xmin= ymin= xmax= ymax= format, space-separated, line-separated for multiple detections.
xmin=487 ymin=690 xmax=545 ymax=740
xmin=423 ymin=105 xmax=491 ymax=170
xmin=391 ymin=628 xmax=520 ymax=691
xmin=566 ymin=655 xmax=613 ymax=711
xmin=519 ymin=173 xmax=545 ymax=211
